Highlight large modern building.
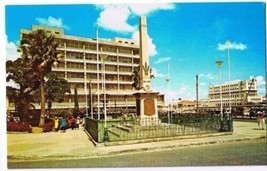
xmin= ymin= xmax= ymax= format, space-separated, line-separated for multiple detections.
xmin=203 ymin=79 xmax=263 ymax=108
xmin=7 ymin=25 xmax=164 ymax=115
xmin=174 ymin=79 xmax=264 ymax=114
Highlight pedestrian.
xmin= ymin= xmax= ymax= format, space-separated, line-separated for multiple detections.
xmin=60 ymin=117 xmax=67 ymax=133
xmin=54 ymin=117 xmax=59 ymax=132
xmin=76 ymin=116 xmax=80 ymax=129
xmin=257 ymin=111 xmax=264 ymax=130
xmin=69 ymin=116 xmax=76 ymax=130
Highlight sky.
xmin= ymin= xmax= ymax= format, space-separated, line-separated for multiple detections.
xmin=4 ymin=1 xmax=267 ymax=103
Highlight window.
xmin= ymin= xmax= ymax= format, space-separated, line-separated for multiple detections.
xmin=86 ymin=64 xmax=97 ymax=70
xmin=67 ymin=62 xmax=83 ymax=69
xmin=118 ymin=48 xmax=132 ymax=54
xmin=67 ymin=72 xmax=84 ymax=79
xmin=119 ymin=66 xmax=132 ymax=72
xmin=85 ymin=44 xmax=96 ymax=50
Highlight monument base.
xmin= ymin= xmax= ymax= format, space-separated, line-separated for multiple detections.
xmin=133 ymin=91 xmax=159 ymax=126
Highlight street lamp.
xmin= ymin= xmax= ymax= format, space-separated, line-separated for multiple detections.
xmin=96 ymin=24 xmax=100 ymax=120
xmin=215 ymin=60 xmax=223 ymax=121
xmin=89 ymin=80 xmax=93 ymax=119
xmin=100 ymin=54 xmax=109 ymax=142
xmin=165 ymin=63 xmax=171 ymax=124
xmin=226 ymin=40 xmax=232 ymax=113
xmin=84 ymin=55 xmax=88 ymax=118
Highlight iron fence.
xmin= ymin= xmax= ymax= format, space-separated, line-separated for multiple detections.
xmin=85 ymin=113 xmax=233 ymax=143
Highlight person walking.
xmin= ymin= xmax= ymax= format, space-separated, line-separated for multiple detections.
xmin=257 ymin=111 xmax=264 ymax=130
xmin=76 ymin=116 xmax=80 ymax=129
xmin=54 ymin=117 xmax=59 ymax=132
xmin=69 ymin=116 xmax=76 ymax=130
xmin=60 ymin=117 xmax=67 ymax=133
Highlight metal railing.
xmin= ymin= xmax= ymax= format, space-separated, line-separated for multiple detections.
xmin=85 ymin=113 xmax=233 ymax=143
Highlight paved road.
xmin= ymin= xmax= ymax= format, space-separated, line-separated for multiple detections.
xmin=8 ymin=138 xmax=267 ymax=168
xmin=7 ymin=121 xmax=266 ymax=161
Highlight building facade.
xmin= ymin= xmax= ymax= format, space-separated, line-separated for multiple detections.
xmin=7 ymin=25 xmax=164 ymax=114
xmin=207 ymin=79 xmax=262 ymax=108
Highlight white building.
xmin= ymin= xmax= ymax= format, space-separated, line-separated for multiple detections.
xmin=207 ymin=79 xmax=262 ymax=108
xmin=7 ymin=25 xmax=165 ymax=114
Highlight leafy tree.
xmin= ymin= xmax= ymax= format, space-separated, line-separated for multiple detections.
xmin=33 ymin=73 xmax=70 ymax=111
xmin=45 ymin=73 xmax=70 ymax=111
xmin=20 ymin=29 xmax=63 ymax=126
xmin=6 ymin=56 xmax=38 ymax=122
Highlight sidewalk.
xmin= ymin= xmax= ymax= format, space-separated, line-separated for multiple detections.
xmin=7 ymin=121 xmax=266 ymax=160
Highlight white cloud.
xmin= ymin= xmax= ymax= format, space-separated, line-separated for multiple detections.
xmin=156 ymin=89 xmax=179 ymax=104
xmin=96 ymin=4 xmax=175 ymax=56
xmin=6 ymin=36 xmax=20 ymax=61
xmin=250 ymin=75 xmax=266 ymax=86
xmin=97 ymin=4 xmax=136 ymax=33
xmin=199 ymin=73 xmax=216 ymax=80
xmin=199 ymin=82 xmax=207 ymax=86
xmin=36 ymin=16 xmax=69 ymax=30
xmin=128 ymin=3 xmax=176 ymax=16
xmin=151 ymin=67 xmax=167 ymax=78
xmin=132 ymin=31 xmax=157 ymax=56
xmin=217 ymin=41 xmax=247 ymax=51
xmin=154 ymin=57 xmax=171 ymax=64
xmin=250 ymin=75 xmax=266 ymax=96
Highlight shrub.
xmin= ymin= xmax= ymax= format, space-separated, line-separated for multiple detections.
xmin=43 ymin=122 xmax=54 ymax=132
xmin=7 ymin=122 xmax=32 ymax=133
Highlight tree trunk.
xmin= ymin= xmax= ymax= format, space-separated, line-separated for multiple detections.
xmin=39 ymin=79 xmax=46 ymax=127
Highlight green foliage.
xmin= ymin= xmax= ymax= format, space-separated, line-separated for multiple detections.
xmin=6 ymin=29 xmax=63 ymax=126
xmin=34 ymin=73 xmax=70 ymax=110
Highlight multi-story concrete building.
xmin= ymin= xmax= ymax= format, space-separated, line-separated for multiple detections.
xmin=207 ymin=79 xmax=263 ymax=108
xmin=8 ymin=25 xmax=164 ymax=115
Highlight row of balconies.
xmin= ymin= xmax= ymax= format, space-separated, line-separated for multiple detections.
xmin=63 ymin=57 xmax=139 ymax=66
xmin=7 ymin=99 xmax=165 ymax=111
xmin=58 ymin=47 xmax=140 ymax=59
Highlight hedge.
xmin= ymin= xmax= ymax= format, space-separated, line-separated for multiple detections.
xmin=7 ymin=122 xmax=32 ymax=133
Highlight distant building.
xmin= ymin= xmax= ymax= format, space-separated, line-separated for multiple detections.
xmin=177 ymin=100 xmax=196 ymax=113
xmin=207 ymin=79 xmax=263 ymax=108
xmin=7 ymin=25 xmax=164 ymax=114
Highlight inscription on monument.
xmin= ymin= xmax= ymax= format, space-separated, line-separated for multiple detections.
xmin=144 ymin=98 xmax=155 ymax=116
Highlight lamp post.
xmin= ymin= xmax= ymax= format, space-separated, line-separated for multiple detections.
xmin=89 ymin=80 xmax=93 ymax=119
xmin=165 ymin=63 xmax=171 ymax=124
xmin=100 ymin=54 xmax=109 ymax=142
xmin=96 ymin=24 xmax=100 ymax=120
xmin=215 ymin=60 xmax=223 ymax=121
xmin=226 ymin=40 xmax=232 ymax=114
xmin=85 ymin=82 xmax=88 ymax=117
xmin=84 ymin=52 xmax=88 ymax=118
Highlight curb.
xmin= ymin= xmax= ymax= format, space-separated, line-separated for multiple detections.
xmin=103 ymin=132 xmax=233 ymax=146
xmin=99 ymin=136 xmax=267 ymax=156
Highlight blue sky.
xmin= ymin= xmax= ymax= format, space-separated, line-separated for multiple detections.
xmin=5 ymin=2 xmax=266 ymax=103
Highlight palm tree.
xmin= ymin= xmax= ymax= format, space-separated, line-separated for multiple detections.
xmin=20 ymin=29 xmax=63 ymax=126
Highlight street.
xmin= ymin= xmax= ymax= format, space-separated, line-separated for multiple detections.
xmin=8 ymin=138 xmax=267 ymax=168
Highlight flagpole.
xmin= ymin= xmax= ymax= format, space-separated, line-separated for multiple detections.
xmin=97 ymin=24 xmax=100 ymax=120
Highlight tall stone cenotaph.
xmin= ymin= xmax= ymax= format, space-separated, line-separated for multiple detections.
xmin=133 ymin=16 xmax=159 ymax=126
